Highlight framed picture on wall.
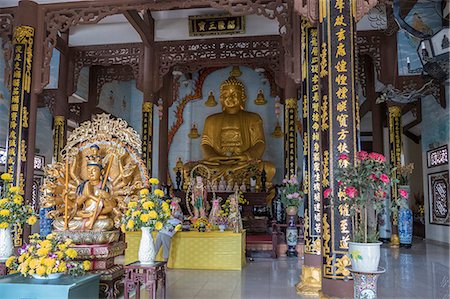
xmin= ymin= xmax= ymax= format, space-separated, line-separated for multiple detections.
xmin=428 ymin=171 xmax=449 ymax=226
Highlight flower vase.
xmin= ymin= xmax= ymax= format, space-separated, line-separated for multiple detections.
xmin=219 ymin=225 xmax=226 ymax=232
xmin=285 ymin=206 xmax=298 ymax=257
xmin=138 ymin=227 xmax=156 ymax=264
xmin=398 ymin=207 xmax=413 ymax=247
xmin=32 ymin=273 xmax=63 ymax=280
xmin=349 ymin=242 xmax=382 ymax=272
xmin=0 ymin=227 xmax=13 ymax=262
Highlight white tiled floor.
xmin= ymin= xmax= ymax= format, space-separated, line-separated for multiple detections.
xmin=123 ymin=238 xmax=450 ymax=299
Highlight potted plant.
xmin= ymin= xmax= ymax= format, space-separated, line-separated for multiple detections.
xmin=0 ymin=173 xmax=37 ymax=261
xmin=6 ymin=233 xmax=91 ymax=279
xmin=324 ymin=151 xmax=396 ymax=272
xmin=121 ymin=177 xmax=171 ymax=264
xmin=216 ymin=216 xmax=228 ymax=232
xmin=279 ymin=175 xmax=304 ymax=216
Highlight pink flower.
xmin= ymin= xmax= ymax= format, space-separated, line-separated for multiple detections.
xmin=282 ymin=179 xmax=288 ymax=184
xmin=357 ymin=151 xmax=368 ymax=160
xmin=292 ymin=192 xmax=300 ymax=198
xmin=338 ymin=181 xmax=343 ymax=186
xmin=323 ymin=188 xmax=332 ymax=198
xmin=339 ymin=154 xmax=349 ymax=161
xmin=369 ymin=174 xmax=378 ymax=181
xmin=368 ymin=152 xmax=386 ymax=162
xmin=345 ymin=186 xmax=358 ymax=198
xmin=286 ymin=194 xmax=293 ymax=199
xmin=380 ymin=174 xmax=390 ymax=183
xmin=399 ymin=189 xmax=409 ymax=198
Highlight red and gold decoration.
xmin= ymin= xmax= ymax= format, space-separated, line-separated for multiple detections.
xmin=284 ymin=98 xmax=298 ymax=178
xmin=318 ymin=0 xmax=358 ymax=290
xmin=142 ymin=101 xmax=153 ymax=174
xmin=52 ymin=116 xmax=66 ymax=162
xmin=388 ymin=105 xmax=402 ymax=247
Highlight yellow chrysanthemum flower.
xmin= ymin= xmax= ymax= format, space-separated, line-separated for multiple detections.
xmin=148 ymin=210 xmax=157 ymax=219
xmin=140 ymin=213 xmax=150 ymax=223
xmin=128 ymin=202 xmax=138 ymax=209
xmin=0 ymin=209 xmax=10 ymax=216
xmin=58 ymin=262 xmax=67 ymax=272
xmin=36 ymin=247 xmax=50 ymax=257
xmin=9 ymin=186 xmax=20 ymax=193
xmin=149 ymin=178 xmax=159 ymax=185
xmin=140 ymin=188 xmax=149 ymax=196
xmin=120 ymin=223 xmax=126 ymax=233
xmin=36 ymin=266 xmax=46 ymax=276
xmin=29 ymin=259 xmax=39 ymax=269
xmin=132 ymin=211 xmax=141 ymax=217
xmin=40 ymin=240 xmax=52 ymax=248
xmin=65 ymin=248 xmax=77 ymax=259
xmin=0 ymin=198 xmax=7 ymax=206
xmin=46 ymin=233 xmax=55 ymax=240
xmin=175 ymin=224 xmax=182 ymax=232
xmin=28 ymin=269 xmax=35 ymax=275
xmin=46 ymin=267 xmax=52 ymax=275
xmin=1 ymin=173 xmax=12 ymax=181
xmin=0 ymin=222 xmax=9 ymax=229
xmin=57 ymin=244 xmax=67 ymax=251
xmin=13 ymin=196 xmax=23 ymax=205
xmin=83 ymin=260 xmax=91 ymax=271
xmin=27 ymin=216 xmax=37 ymax=225
xmin=154 ymin=189 xmax=164 ymax=197
xmin=142 ymin=201 xmax=154 ymax=210
xmin=5 ymin=256 xmax=15 ymax=267
xmin=155 ymin=221 xmax=163 ymax=230
xmin=126 ymin=219 xmax=135 ymax=230
xmin=162 ymin=202 xmax=170 ymax=212
xmin=43 ymin=258 xmax=56 ymax=269
xmin=55 ymin=251 xmax=64 ymax=259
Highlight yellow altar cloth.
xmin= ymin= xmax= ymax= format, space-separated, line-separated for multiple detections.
xmin=125 ymin=230 xmax=246 ymax=270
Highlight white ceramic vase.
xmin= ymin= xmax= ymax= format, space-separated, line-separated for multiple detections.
xmin=32 ymin=273 xmax=63 ymax=280
xmin=348 ymin=242 xmax=382 ymax=272
xmin=0 ymin=227 xmax=13 ymax=262
xmin=138 ymin=227 xmax=156 ymax=264
xmin=219 ymin=225 xmax=226 ymax=232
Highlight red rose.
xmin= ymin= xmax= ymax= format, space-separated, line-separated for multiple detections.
xmin=339 ymin=154 xmax=349 ymax=161
xmin=338 ymin=181 xmax=343 ymax=186
xmin=399 ymin=189 xmax=408 ymax=198
xmin=369 ymin=174 xmax=378 ymax=181
xmin=357 ymin=151 xmax=368 ymax=160
xmin=345 ymin=186 xmax=358 ymax=198
xmin=380 ymin=174 xmax=390 ymax=183
xmin=368 ymin=152 xmax=386 ymax=162
xmin=323 ymin=188 xmax=332 ymax=198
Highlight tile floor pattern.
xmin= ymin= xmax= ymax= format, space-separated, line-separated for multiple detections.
xmin=125 ymin=238 xmax=449 ymax=299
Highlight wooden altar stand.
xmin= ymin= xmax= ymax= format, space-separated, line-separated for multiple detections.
xmin=123 ymin=261 xmax=166 ymax=299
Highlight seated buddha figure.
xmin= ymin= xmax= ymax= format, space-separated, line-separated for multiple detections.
xmin=198 ymin=76 xmax=275 ymax=183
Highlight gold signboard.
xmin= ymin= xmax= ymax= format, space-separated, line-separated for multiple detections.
xmin=189 ymin=15 xmax=245 ymax=36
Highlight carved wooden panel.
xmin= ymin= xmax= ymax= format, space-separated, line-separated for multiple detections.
xmin=0 ymin=13 xmax=13 ymax=89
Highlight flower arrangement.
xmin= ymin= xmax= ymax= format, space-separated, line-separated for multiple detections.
xmin=0 ymin=173 xmax=36 ymax=228
xmin=192 ymin=217 xmax=211 ymax=231
xmin=324 ymin=151 xmax=394 ymax=243
xmin=121 ymin=178 xmax=171 ymax=232
xmin=397 ymin=163 xmax=414 ymax=185
xmin=6 ymin=233 xmax=91 ymax=277
xmin=215 ymin=215 xmax=229 ymax=226
xmin=279 ymin=175 xmax=304 ymax=208
xmin=220 ymin=192 xmax=248 ymax=217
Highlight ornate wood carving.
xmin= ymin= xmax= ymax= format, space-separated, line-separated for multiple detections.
xmin=356 ymin=34 xmax=382 ymax=96
xmin=157 ymin=35 xmax=285 ymax=87
xmin=37 ymin=89 xmax=57 ymax=115
xmin=0 ymin=13 xmax=14 ymax=89
xmin=39 ymin=0 xmax=292 ymax=91
xmin=71 ymin=43 xmax=142 ymax=93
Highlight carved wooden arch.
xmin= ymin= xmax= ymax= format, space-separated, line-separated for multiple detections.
xmin=0 ymin=11 xmax=14 ymax=89
xmin=157 ymin=35 xmax=285 ymax=90
xmin=95 ymin=65 xmax=136 ymax=104
xmin=70 ymin=43 xmax=143 ymax=95
xmin=38 ymin=0 xmax=293 ymax=93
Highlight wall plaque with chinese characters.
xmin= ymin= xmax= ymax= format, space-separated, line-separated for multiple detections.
xmin=428 ymin=171 xmax=449 ymax=226
xmin=427 ymin=145 xmax=448 ymax=168
xmin=189 ymin=15 xmax=245 ymax=36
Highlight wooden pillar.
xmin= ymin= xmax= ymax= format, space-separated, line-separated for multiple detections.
xmin=284 ymin=78 xmax=298 ymax=178
xmin=52 ymin=33 xmax=69 ymax=162
xmin=296 ymin=21 xmax=322 ymax=296
xmin=388 ymin=105 xmax=402 ymax=247
xmin=8 ymin=0 xmax=41 ymax=246
xmin=318 ymin=0 xmax=358 ymax=296
xmin=80 ymin=66 xmax=99 ymax=122
xmin=158 ymin=75 xmax=171 ymax=185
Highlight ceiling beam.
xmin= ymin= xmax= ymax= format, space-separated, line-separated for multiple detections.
xmin=123 ymin=9 xmax=154 ymax=46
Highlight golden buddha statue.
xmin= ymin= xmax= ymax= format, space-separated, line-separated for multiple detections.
xmin=185 ymin=75 xmax=275 ymax=184
xmin=41 ymin=114 xmax=149 ymax=243
xmin=254 ymin=89 xmax=267 ymax=105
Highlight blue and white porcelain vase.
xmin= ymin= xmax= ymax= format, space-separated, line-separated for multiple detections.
xmin=398 ymin=207 xmax=413 ymax=247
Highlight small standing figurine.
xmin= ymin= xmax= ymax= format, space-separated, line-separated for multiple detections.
xmin=209 ymin=197 xmax=221 ymax=225
xmin=228 ymin=193 xmax=243 ymax=233
xmin=191 ymin=176 xmax=207 ymax=219
xmin=226 ymin=179 xmax=234 ymax=192
xmin=218 ymin=176 xmax=226 ymax=192
xmin=239 ymin=182 xmax=247 ymax=192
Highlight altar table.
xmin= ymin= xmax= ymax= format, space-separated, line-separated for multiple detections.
xmin=125 ymin=230 xmax=246 ymax=270
xmin=0 ymin=273 xmax=100 ymax=299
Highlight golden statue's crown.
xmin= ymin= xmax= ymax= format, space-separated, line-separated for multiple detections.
xmin=86 ymin=144 xmax=103 ymax=169
xmin=220 ymin=76 xmax=247 ymax=100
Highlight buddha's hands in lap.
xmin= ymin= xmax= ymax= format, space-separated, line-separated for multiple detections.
xmin=205 ymin=155 xmax=249 ymax=165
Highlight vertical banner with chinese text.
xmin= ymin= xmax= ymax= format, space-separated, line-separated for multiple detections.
xmin=319 ymin=0 xmax=358 ymax=280
xmin=6 ymin=25 xmax=35 ymax=247
xmin=52 ymin=116 xmax=66 ymax=162
xmin=388 ymin=105 xmax=402 ymax=228
xmin=142 ymin=102 xmax=153 ymax=175
xmin=284 ymin=98 xmax=298 ymax=179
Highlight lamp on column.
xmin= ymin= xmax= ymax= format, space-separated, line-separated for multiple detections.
xmin=272 ymin=96 xmax=283 ymax=138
